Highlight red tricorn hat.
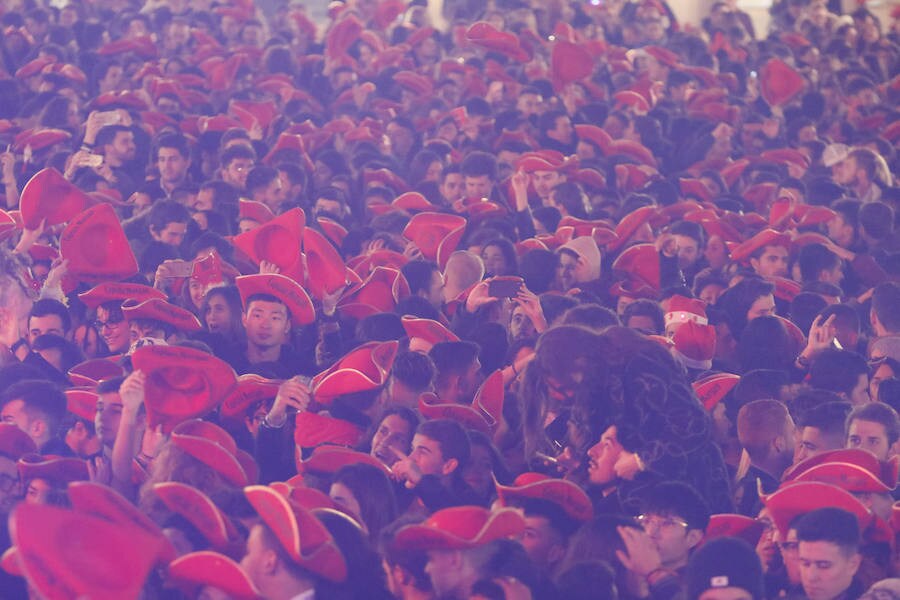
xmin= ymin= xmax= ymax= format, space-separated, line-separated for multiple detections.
xmin=59 ymin=203 xmax=138 ymax=286
xmin=311 ymin=340 xmax=399 ymax=405
xmin=679 ymin=178 xmax=714 ymax=203
xmin=612 ymin=244 xmax=661 ymax=291
xmin=12 ymin=128 xmax=72 ymax=153
xmin=190 ymin=250 xmax=240 ymax=292
xmin=403 ymin=212 xmax=468 ymax=263
xmin=171 ymin=419 xmax=250 ymax=486
xmin=608 ymin=205 xmax=656 ymax=252
xmin=77 ymin=281 xmax=165 ymax=310
xmin=318 ymin=217 xmax=348 ymax=248
xmin=153 ymin=482 xmax=240 ymax=551
xmin=575 ymin=124 xmax=612 ymax=153
xmin=672 ymin=321 xmax=716 ymax=370
xmin=418 ymin=369 xmax=505 ymax=436
xmin=65 ymin=388 xmax=98 ymax=422
xmin=338 ymin=266 xmax=410 ymax=320
xmin=348 ymin=249 xmax=409 ymax=279
xmin=792 ymin=462 xmax=894 ymax=494
xmin=393 ymin=506 xmax=526 ymax=551
xmin=244 ymin=485 xmax=348 ymax=582
xmin=122 ymin=298 xmax=203 ymax=333
xmin=167 ymin=551 xmax=262 ymax=599
xmin=66 ymin=480 xmax=177 ymax=563
xmin=759 ymin=58 xmax=805 ymax=107
xmin=303 ymin=227 xmax=347 ymax=301
xmin=235 ymin=273 xmax=316 ymax=326
xmin=465 ymin=21 xmax=531 ymax=62
xmin=232 ymin=207 xmax=306 ymax=281
xmin=782 ymin=448 xmax=898 ymax=488
xmin=0 ymin=423 xmax=36 ymax=460
xmin=762 ymin=481 xmax=873 ymax=539
xmin=238 ymin=199 xmax=275 ymax=225
xmin=131 ymin=345 xmax=238 ymax=432
xmin=9 ymin=502 xmax=168 ymax=600
xmin=221 ymin=374 xmax=282 ymax=420
xmin=401 ymin=316 xmax=459 ymax=351
xmin=294 ymin=412 xmax=364 ymax=449
xmin=551 ymin=40 xmax=594 ymax=89
xmin=17 ymin=455 xmax=89 ymax=484
xmin=495 ymin=472 xmax=594 ymax=522
xmin=19 ymin=168 xmax=94 ymax=229
xmin=296 ymin=445 xmax=392 ymax=478
xmin=67 ymin=358 xmax=125 ymax=387
xmin=704 ymin=514 xmax=764 ymax=547
xmin=728 ymin=228 xmax=791 ymax=264
xmin=692 ymin=373 xmax=740 ymax=411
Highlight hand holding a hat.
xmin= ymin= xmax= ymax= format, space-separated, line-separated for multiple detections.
xmin=267 ymin=376 xmax=311 ymax=428
xmin=510 ymin=170 xmax=530 ymax=211
xmin=321 ymin=283 xmax=348 ymax=318
xmin=616 ymin=525 xmax=663 ymax=579
xmin=13 ymin=218 xmax=44 ymax=254
xmin=43 ymin=256 xmax=69 ymax=292
xmin=120 ymin=370 xmax=147 ymax=417
xmin=259 ymin=260 xmax=281 ymax=275
xmin=390 ymin=447 xmax=423 ymax=489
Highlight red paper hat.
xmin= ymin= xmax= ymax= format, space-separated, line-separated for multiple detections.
xmin=221 ymin=374 xmax=282 ymax=419
xmin=704 ymin=514 xmax=764 ymax=547
xmin=673 ymin=321 xmax=716 ymax=370
xmin=792 ymin=462 xmax=893 ymax=494
xmin=401 ymin=316 xmax=459 ymax=348
xmin=122 ymin=298 xmax=202 ymax=332
xmin=760 ymin=58 xmax=805 ymax=107
xmin=609 ymin=206 xmax=656 ymax=252
xmin=0 ymin=547 xmax=22 ymax=577
xmin=516 ymin=150 xmax=568 ymax=173
xmin=60 ymin=204 xmax=138 ymax=285
xmin=131 ymin=345 xmax=237 ymax=432
xmin=9 ymin=502 xmax=166 ymax=600
xmin=363 ymin=168 xmax=410 ymax=193
xmin=153 ymin=482 xmax=239 ymax=550
xmin=67 ymin=358 xmax=125 ymax=387
xmin=760 ymin=148 xmax=809 ymax=172
xmin=244 ymin=485 xmax=347 ymax=581
xmin=612 ymin=244 xmax=660 ymax=290
xmin=337 ymin=267 xmax=410 ymax=320
xmin=65 ymin=388 xmax=98 ymax=422
xmin=0 ymin=423 xmax=36 ymax=460
xmin=556 ymin=217 xmax=614 ymax=241
xmin=98 ymin=36 xmax=158 ymax=59
xmin=718 ymin=159 xmax=750 ymax=190
xmin=729 ymin=229 xmax=791 ymax=264
xmin=78 ymin=282 xmax=165 ymax=310
xmin=232 ymin=207 xmax=305 ymax=279
xmin=41 ymin=62 xmax=87 ymax=85
xmin=15 ymin=56 xmax=55 ymax=79
xmin=393 ymin=191 xmax=436 ymax=213
xmin=465 ymin=22 xmax=531 ymax=62
xmin=12 ymin=128 xmax=71 ymax=153
xmin=783 ymin=448 xmax=898 ymax=488
xmin=325 ymin=14 xmax=364 ymax=61
xmin=551 ymin=40 xmax=593 ymax=89
xmin=692 ymin=373 xmax=740 ymax=411
xmin=171 ymin=419 xmax=248 ymax=486
xmin=168 ymin=551 xmax=262 ymax=599
xmin=348 ymin=250 xmax=410 ymax=279
xmin=66 ymin=480 xmax=176 ymax=563
xmin=763 ymin=481 xmax=872 ymax=539
xmin=794 ymin=205 xmax=837 ymax=229
xmin=393 ymin=70 xmax=433 ymax=95
xmin=496 ymin=472 xmax=594 ymax=522
xmin=230 ymin=100 xmax=278 ymax=131
xmin=238 ymin=199 xmax=275 ymax=225
xmin=679 ymin=178 xmax=714 ymax=203
xmin=665 ymin=295 xmax=708 ymax=328
xmin=303 ymin=227 xmax=347 ymax=301
xmin=394 ymin=506 xmax=526 ymax=551
xmin=613 ymin=90 xmax=650 ymax=114
xmin=296 ymin=445 xmax=392 ymax=478
xmin=418 ymin=369 xmax=505 ymax=436
xmin=311 ymin=340 xmax=399 ymax=405
xmin=607 ymin=139 xmax=657 ymax=168
xmin=273 ymin=483 xmax=343 ymax=514
xmin=575 ymin=124 xmax=612 ymax=153
xmin=643 ymin=45 xmax=679 ymax=67
xmin=262 ymin=132 xmax=308 ymax=165
xmin=235 ymin=273 xmax=316 ymax=326
xmin=403 ymin=212 xmax=467 ymax=262
xmin=318 ymin=217 xmax=348 ymax=248
xmin=294 ymin=412 xmax=364 ymax=448
xmin=190 ymin=250 xmax=240 ymax=291
xmin=19 ymin=168 xmax=94 ymax=230
xmin=17 ymin=455 xmax=89 ymax=484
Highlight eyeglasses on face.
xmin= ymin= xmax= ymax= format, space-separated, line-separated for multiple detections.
xmin=636 ymin=514 xmax=689 ymax=531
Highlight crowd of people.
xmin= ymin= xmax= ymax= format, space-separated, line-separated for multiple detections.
xmin=0 ymin=0 xmax=898 ymax=598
